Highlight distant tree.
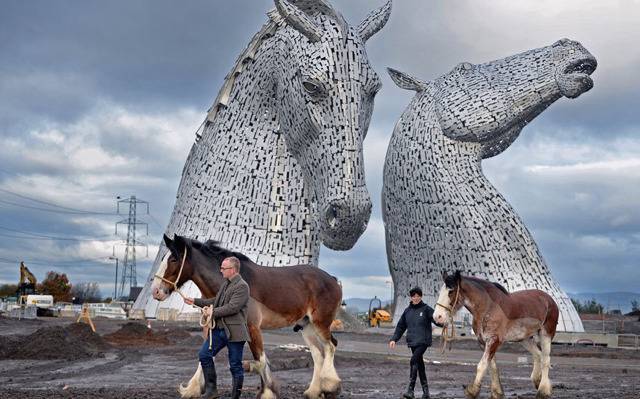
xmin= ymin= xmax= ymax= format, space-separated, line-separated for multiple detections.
xmin=0 ymin=284 xmax=19 ymax=298
xmin=38 ymin=271 xmax=72 ymax=302
xmin=631 ymin=299 xmax=639 ymax=312
xmin=573 ymin=298 xmax=604 ymax=314
xmin=571 ymin=298 xmax=584 ymax=313
xmin=70 ymin=282 xmax=102 ymax=303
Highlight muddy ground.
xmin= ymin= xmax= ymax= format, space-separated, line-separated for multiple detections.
xmin=0 ymin=317 xmax=638 ymax=398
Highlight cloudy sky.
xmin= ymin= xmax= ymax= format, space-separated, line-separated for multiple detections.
xmin=1 ymin=0 xmax=638 ymax=305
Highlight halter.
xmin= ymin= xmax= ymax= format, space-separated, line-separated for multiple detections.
xmin=436 ymin=283 xmax=461 ymax=353
xmin=154 ymin=247 xmax=217 ymax=349
xmin=154 ymin=247 xmax=188 ymax=300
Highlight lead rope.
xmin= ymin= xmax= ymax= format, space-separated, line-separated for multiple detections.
xmin=199 ymin=306 xmax=216 ymax=350
xmin=436 ymin=284 xmax=461 ymax=354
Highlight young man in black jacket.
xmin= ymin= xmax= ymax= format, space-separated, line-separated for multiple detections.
xmin=389 ymin=287 xmax=442 ymax=399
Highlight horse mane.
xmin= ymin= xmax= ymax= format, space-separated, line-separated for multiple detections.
xmin=464 ymin=275 xmax=510 ymax=296
xmin=190 ymin=238 xmax=252 ymax=263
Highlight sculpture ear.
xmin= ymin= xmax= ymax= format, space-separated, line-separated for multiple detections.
xmin=435 ymin=62 xmax=519 ymax=144
xmin=387 ymin=67 xmax=427 ymax=92
xmin=275 ymin=0 xmax=322 ymax=42
xmin=357 ymin=0 xmax=392 ymax=42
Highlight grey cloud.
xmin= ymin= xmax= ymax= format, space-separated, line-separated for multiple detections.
xmin=1 ymin=1 xmax=639 ymax=298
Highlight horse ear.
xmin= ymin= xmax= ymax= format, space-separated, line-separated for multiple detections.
xmin=163 ymin=234 xmax=178 ymax=254
xmin=454 ymin=270 xmax=462 ymax=284
xmin=275 ymin=0 xmax=322 ymax=43
xmin=441 ymin=270 xmax=448 ymax=281
xmin=163 ymin=234 xmax=173 ymax=247
xmin=357 ymin=0 xmax=392 ymax=42
xmin=387 ymin=67 xmax=428 ymax=92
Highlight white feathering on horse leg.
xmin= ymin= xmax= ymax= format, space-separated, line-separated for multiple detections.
xmin=302 ymin=327 xmax=324 ymax=399
xmin=257 ymin=353 xmax=277 ymax=399
xmin=178 ymin=362 xmax=204 ymax=398
xmin=536 ymin=335 xmax=553 ymax=399
xmin=489 ymin=359 xmax=504 ymax=399
xmin=319 ymin=340 xmax=340 ymax=395
xmin=522 ymin=337 xmax=542 ymax=389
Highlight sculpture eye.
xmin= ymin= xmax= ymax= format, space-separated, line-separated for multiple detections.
xmin=302 ymin=79 xmax=324 ymax=97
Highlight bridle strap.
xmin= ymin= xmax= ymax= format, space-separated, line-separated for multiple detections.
xmin=154 ymin=247 xmax=189 ymax=300
xmin=438 ymin=283 xmax=461 ymax=354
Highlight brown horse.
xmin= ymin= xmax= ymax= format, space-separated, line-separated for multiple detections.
xmin=151 ymin=234 xmax=342 ymax=399
xmin=432 ymin=271 xmax=559 ymax=399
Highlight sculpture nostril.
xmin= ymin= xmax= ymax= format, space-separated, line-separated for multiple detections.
xmin=325 ymin=204 xmax=339 ymax=229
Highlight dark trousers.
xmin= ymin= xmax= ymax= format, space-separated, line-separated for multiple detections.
xmin=410 ymin=344 xmax=429 ymax=388
xmin=198 ymin=328 xmax=245 ymax=379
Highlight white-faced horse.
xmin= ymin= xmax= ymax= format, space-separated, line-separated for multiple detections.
xmin=433 ymin=271 xmax=559 ymax=399
xmin=152 ymin=235 xmax=343 ymax=399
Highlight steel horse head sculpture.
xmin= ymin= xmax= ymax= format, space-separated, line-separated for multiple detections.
xmin=134 ymin=0 xmax=392 ymax=320
xmin=383 ymin=39 xmax=596 ymax=332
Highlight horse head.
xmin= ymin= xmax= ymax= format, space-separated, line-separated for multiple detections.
xmin=388 ymin=38 xmax=596 ymax=159
xmin=272 ymin=0 xmax=392 ymax=250
xmin=433 ymin=270 xmax=465 ymax=325
xmin=151 ymin=234 xmax=196 ymax=301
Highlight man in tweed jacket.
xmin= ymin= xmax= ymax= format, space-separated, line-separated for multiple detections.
xmin=185 ymin=256 xmax=250 ymax=399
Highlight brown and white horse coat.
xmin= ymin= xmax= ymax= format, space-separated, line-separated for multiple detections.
xmin=151 ymin=235 xmax=342 ymax=399
xmin=433 ymin=271 xmax=559 ymax=399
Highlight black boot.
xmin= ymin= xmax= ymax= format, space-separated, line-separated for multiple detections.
xmin=231 ymin=375 xmax=244 ymax=399
xmin=202 ymin=364 xmax=220 ymax=399
xmin=417 ymin=364 xmax=430 ymax=399
xmin=403 ymin=364 xmax=417 ymax=399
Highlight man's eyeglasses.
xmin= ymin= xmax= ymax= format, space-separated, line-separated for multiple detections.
xmin=220 ymin=267 xmax=234 ymax=271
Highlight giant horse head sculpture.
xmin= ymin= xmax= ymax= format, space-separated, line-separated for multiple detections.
xmin=388 ymin=38 xmax=596 ymax=158
xmin=274 ymin=0 xmax=391 ymax=249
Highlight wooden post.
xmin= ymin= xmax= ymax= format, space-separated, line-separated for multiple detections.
xmin=76 ymin=304 xmax=96 ymax=333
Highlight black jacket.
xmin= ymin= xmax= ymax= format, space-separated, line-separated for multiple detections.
xmin=390 ymin=301 xmax=439 ymax=347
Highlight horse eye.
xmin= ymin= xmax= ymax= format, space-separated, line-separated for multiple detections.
xmin=302 ymin=80 xmax=322 ymax=96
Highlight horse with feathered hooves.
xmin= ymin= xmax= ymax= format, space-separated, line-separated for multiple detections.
xmin=433 ymin=271 xmax=559 ymax=399
xmin=151 ymin=234 xmax=343 ymax=399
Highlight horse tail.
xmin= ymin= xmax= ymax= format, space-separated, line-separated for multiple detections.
xmin=178 ymin=362 xmax=204 ymax=398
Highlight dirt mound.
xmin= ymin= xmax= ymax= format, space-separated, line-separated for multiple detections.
xmin=104 ymin=322 xmax=191 ymax=346
xmin=0 ymin=323 xmax=109 ymax=360
xmin=335 ymin=308 xmax=366 ymax=332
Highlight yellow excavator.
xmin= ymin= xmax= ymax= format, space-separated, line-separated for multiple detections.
xmin=17 ymin=262 xmax=37 ymax=296
xmin=17 ymin=262 xmax=54 ymax=315
xmin=368 ymin=297 xmax=392 ymax=328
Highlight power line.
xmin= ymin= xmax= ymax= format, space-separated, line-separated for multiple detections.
xmin=0 ymin=187 xmax=115 ymax=215
xmin=0 ymin=256 xmax=112 ymax=267
xmin=0 ymin=199 xmax=117 ymax=215
xmin=0 ymin=233 xmax=120 ymax=242
xmin=0 ymin=226 xmax=116 ymax=242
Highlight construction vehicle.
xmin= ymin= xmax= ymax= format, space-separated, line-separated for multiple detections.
xmin=368 ymin=296 xmax=392 ymax=328
xmin=16 ymin=262 xmax=54 ymax=316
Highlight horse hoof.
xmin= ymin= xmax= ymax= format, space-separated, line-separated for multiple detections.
xmin=490 ymin=392 xmax=505 ymax=399
xmin=320 ymin=378 xmax=341 ymax=396
xmin=258 ymin=390 xmax=277 ymax=399
xmin=463 ymin=384 xmax=480 ymax=399
xmin=535 ymin=392 xmax=551 ymax=399
xmin=303 ymin=390 xmax=322 ymax=399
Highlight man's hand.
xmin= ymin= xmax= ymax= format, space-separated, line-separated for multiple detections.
xmin=184 ymin=297 xmax=194 ymax=305
xmin=389 ymin=340 xmax=396 ymax=349
xmin=203 ymin=305 xmax=213 ymax=317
